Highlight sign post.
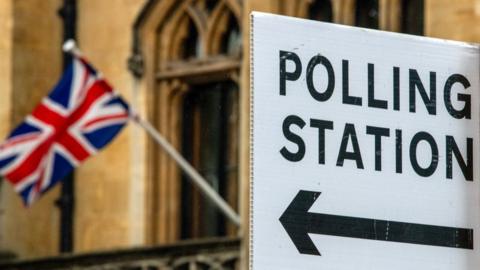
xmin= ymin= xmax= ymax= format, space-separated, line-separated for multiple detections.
xmin=250 ymin=12 xmax=480 ymax=270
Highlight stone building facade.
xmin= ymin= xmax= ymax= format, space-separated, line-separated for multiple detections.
xmin=0 ymin=0 xmax=480 ymax=268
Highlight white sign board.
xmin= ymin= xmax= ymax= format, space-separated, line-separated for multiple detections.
xmin=251 ymin=12 xmax=480 ymax=270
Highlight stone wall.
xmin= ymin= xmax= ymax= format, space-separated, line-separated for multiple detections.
xmin=0 ymin=0 xmax=62 ymax=259
xmin=0 ymin=0 xmax=12 ymax=138
xmin=73 ymin=0 xmax=145 ymax=252
xmin=0 ymin=0 xmax=13 ymax=258
xmin=426 ymin=0 xmax=480 ymax=42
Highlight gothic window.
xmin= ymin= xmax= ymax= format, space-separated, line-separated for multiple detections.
xmin=297 ymin=0 xmax=423 ymax=34
xmin=308 ymin=0 xmax=333 ymax=22
xmin=135 ymin=0 xmax=242 ymax=243
xmin=181 ymin=81 xmax=238 ymax=238
xmin=179 ymin=17 xmax=201 ymax=59
xmin=401 ymin=0 xmax=424 ymax=35
xmin=355 ymin=0 xmax=379 ymax=29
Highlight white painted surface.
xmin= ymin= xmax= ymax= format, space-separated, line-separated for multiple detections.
xmin=251 ymin=12 xmax=480 ymax=270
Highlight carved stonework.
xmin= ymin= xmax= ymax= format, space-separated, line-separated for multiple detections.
xmin=0 ymin=238 xmax=240 ymax=270
xmin=132 ymin=0 xmax=242 ymax=244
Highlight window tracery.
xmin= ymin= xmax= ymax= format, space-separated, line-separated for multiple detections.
xmin=134 ymin=0 xmax=242 ymax=244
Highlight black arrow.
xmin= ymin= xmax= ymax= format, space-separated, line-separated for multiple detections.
xmin=279 ymin=190 xmax=474 ymax=256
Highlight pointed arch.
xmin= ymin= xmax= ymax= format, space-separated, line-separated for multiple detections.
xmin=169 ymin=14 xmax=202 ymax=59
xmin=206 ymin=2 xmax=241 ymax=55
xmin=223 ymin=0 xmax=242 ymax=24
xmin=130 ymin=0 xmax=243 ymax=244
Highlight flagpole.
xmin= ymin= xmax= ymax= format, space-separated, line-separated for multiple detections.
xmin=131 ymin=114 xmax=242 ymax=226
xmin=63 ymin=39 xmax=241 ymax=227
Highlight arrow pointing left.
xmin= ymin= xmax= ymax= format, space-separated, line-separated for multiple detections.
xmin=279 ymin=190 xmax=474 ymax=256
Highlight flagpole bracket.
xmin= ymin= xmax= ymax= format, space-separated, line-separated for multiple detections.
xmin=128 ymin=52 xmax=144 ymax=79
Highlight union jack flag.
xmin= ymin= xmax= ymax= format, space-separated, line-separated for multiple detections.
xmin=0 ymin=56 xmax=130 ymax=205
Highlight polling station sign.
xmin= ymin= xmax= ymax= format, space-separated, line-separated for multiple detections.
xmin=250 ymin=12 xmax=480 ymax=270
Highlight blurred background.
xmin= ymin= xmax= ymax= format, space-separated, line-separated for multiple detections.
xmin=0 ymin=0 xmax=478 ymax=269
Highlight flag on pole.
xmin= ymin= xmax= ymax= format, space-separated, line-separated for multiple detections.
xmin=0 ymin=55 xmax=130 ymax=205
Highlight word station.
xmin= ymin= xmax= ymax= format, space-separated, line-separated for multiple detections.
xmin=279 ymin=50 xmax=473 ymax=180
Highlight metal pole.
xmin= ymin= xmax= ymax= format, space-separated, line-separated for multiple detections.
xmin=57 ymin=0 xmax=77 ymax=253
xmin=131 ymin=115 xmax=242 ymax=227
xmin=63 ymin=39 xmax=242 ymax=227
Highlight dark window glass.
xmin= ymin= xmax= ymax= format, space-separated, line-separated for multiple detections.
xmin=205 ymin=0 xmax=217 ymax=13
xmin=308 ymin=0 xmax=333 ymax=22
xmin=181 ymin=81 xmax=238 ymax=238
xmin=181 ymin=17 xmax=201 ymax=59
xmin=402 ymin=0 xmax=424 ymax=35
xmin=355 ymin=0 xmax=379 ymax=29
xmin=219 ymin=12 xmax=241 ymax=55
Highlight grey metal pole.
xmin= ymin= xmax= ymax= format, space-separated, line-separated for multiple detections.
xmin=131 ymin=114 xmax=242 ymax=227
xmin=63 ymin=39 xmax=242 ymax=228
